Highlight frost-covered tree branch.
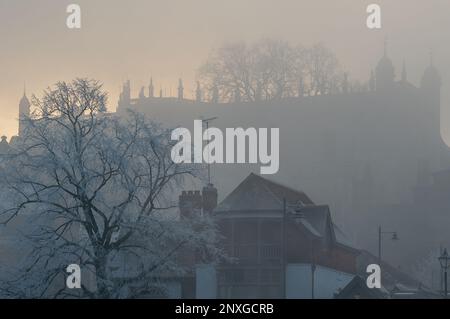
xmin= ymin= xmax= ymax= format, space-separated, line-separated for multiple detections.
xmin=0 ymin=78 xmax=222 ymax=298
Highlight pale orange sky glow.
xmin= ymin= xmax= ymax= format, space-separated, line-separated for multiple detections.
xmin=1 ymin=0 xmax=449 ymax=142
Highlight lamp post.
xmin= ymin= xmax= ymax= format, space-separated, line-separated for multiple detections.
xmin=438 ymin=248 xmax=450 ymax=299
xmin=311 ymin=243 xmax=316 ymax=299
xmin=378 ymin=226 xmax=398 ymax=264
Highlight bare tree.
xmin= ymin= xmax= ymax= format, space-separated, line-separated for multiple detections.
xmin=303 ymin=43 xmax=342 ymax=96
xmin=198 ymin=42 xmax=255 ymax=102
xmin=198 ymin=39 xmax=344 ymax=102
xmin=0 ymin=79 xmax=221 ymax=298
xmin=252 ymin=39 xmax=298 ymax=100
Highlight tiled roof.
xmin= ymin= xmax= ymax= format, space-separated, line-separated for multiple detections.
xmin=216 ymin=173 xmax=314 ymax=211
xmin=216 ymin=173 xmax=357 ymax=251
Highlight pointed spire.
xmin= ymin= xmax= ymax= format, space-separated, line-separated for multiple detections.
xmin=19 ymin=82 xmax=31 ymax=137
xmin=401 ymin=60 xmax=407 ymax=82
xmin=19 ymin=84 xmax=31 ymax=108
xmin=149 ymin=77 xmax=154 ymax=98
xmin=421 ymin=49 xmax=441 ymax=89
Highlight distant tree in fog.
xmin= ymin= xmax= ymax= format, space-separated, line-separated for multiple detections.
xmin=0 ymin=79 xmax=221 ymax=298
xmin=251 ymin=39 xmax=298 ymax=100
xmin=198 ymin=39 xmax=344 ymax=102
xmin=198 ymin=41 xmax=263 ymax=102
xmin=303 ymin=43 xmax=343 ymax=96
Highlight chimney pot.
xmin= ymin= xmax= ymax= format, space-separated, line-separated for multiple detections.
xmin=202 ymin=184 xmax=218 ymax=214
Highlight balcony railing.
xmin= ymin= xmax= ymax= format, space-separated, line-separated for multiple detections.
xmin=231 ymin=244 xmax=282 ymax=263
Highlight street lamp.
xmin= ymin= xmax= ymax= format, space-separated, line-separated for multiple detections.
xmin=439 ymin=248 xmax=450 ymax=299
xmin=378 ymin=226 xmax=398 ymax=264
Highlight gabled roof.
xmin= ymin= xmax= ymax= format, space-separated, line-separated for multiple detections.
xmin=215 ymin=173 xmax=358 ymax=252
xmin=292 ymin=205 xmax=358 ymax=251
xmin=216 ymin=173 xmax=314 ymax=212
xmin=294 ymin=205 xmax=330 ymax=238
xmin=333 ymin=223 xmax=358 ymax=249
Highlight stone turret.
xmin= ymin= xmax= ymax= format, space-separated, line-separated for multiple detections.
xmin=421 ymin=54 xmax=441 ymax=92
xmin=118 ymin=80 xmax=131 ymax=110
xmin=148 ymin=78 xmax=154 ymax=98
xmin=139 ymin=86 xmax=146 ymax=100
xmin=375 ymin=40 xmax=395 ymax=91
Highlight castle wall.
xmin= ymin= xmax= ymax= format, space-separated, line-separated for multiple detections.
xmin=117 ymin=86 xmax=447 ymax=262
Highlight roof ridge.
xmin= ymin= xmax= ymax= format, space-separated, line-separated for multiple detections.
xmin=255 ymin=175 xmax=285 ymax=207
xmin=251 ymin=173 xmax=311 ymax=201
xmin=217 ymin=173 xmax=284 ymax=209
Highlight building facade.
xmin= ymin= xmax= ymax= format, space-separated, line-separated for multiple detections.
xmin=180 ymin=173 xmax=360 ymax=298
xmin=116 ymin=48 xmax=448 ymax=268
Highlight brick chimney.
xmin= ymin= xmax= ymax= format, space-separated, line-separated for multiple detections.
xmin=179 ymin=184 xmax=218 ymax=218
xmin=179 ymin=190 xmax=202 ymax=219
xmin=202 ymin=183 xmax=218 ymax=215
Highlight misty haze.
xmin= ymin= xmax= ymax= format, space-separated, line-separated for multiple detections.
xmin=0 ymin=0 xmax=449 ymax=300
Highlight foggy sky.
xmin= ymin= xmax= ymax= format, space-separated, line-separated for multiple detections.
xmin=1 ymin=0 xmax=449 ymax=142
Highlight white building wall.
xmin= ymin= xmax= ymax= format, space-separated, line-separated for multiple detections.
xmin=286 ymin=263 xmax=354 ymax=299
xmin=196 ymin=264 xmax=217 ymax=299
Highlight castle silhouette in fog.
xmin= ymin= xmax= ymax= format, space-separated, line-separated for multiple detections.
xmin=4 ymin=44 xmax=448 ymax=272
xmin=114 ymin=44 xmax=448 ymax=269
